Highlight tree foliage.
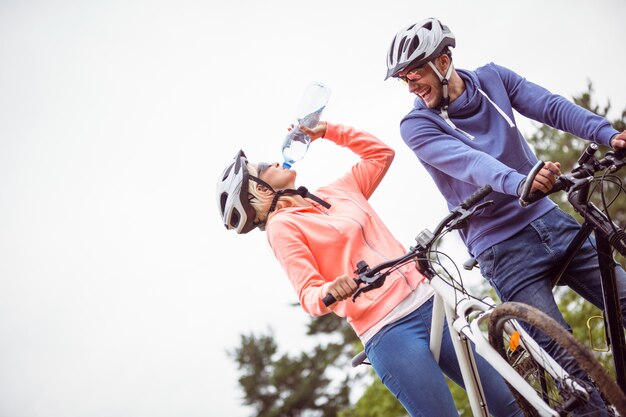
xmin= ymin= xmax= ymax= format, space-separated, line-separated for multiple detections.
xmin=338 ymin=378 xmax=407 ymax=417
xmin=230 ymin=314 xmax=359 ymax=417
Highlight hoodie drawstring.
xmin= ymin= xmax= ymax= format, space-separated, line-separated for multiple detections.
xmin=477 ymin=88 xmax=516 ymax=128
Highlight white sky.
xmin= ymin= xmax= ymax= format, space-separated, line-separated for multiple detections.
xmin=1 ymin=1 xmax=625 ymax=416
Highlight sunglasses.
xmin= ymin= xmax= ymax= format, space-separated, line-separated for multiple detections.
xmin=398 ymin=65 xmax=425 ymax=85
xmin=257 ymin=162 xmax=271 ymax=176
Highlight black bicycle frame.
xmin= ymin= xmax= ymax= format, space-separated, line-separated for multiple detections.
xmin=552 ymin=183 xmax=626 ymax=392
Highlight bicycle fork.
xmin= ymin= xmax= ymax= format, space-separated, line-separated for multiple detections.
xmin=429 ymin=277 xmax=580 ymax=417
xmin=430 ymin=284 xmax=491 ymax=416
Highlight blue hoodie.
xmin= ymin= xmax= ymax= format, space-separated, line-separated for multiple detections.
xmin=400 ymin=62 xmax=619 ymax=258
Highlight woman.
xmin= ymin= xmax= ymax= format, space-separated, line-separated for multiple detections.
xmin=216 ymin=120 xmax=521 ymax=416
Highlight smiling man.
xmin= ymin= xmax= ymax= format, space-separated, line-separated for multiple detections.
xmin=385 ymin=17 xmax=626 ymax=414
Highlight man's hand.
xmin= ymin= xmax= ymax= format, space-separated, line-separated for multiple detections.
xmin=611 ymin=132 xmax=626 ymax=149
xmin=531 ymin=161 xmax=561 ymax=193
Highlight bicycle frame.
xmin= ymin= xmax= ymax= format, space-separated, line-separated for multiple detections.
xmin=337 ymin=182 xmax=626 ymax=415
xmin=427 ymin=271 xmax=584 ymax=417
xmin=556 ymin=186 xmax=626 ymax=390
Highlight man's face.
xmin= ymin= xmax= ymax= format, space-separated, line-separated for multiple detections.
xmin=398 ymin=63 xmax=443 ymax=109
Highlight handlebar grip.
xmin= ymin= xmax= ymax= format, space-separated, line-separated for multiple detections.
xmin=322 ymin=293 xmax=336 ymax=307
xmin=521 ymin=189 xmax=548 ymax=207
xmin=519 ymin=161 xmax=545 ymax=207
xmin=460 ymin=185 xmax=493 ymax=209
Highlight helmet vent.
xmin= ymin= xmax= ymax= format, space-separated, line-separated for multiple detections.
xmin=398 ymin=37 xmax=407 ymax=57
xmin=229 ymin=210 xmax=240 ymax=228
xmin=388 ymin=46 xmax=395 ymax=64
xmin=221 ymin=165 xmax=233 ymax=181
xmin=219 ymin=193 xmax=228 ymax=215
xmin=408 ymin=36 xmax=420 ymax=55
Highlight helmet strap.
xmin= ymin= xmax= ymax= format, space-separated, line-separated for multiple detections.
xmin=249 ymin=175 xmax=332 ymax=225
xmin=249 ymin=175 xmax=274 ymax=192
xmin=267 ymin=186 xmax=331 ymax=214
xmin=425 ymin=59 xmax=474 ymax=138
xmin=427 ymin=59 xmax=455 ymax=111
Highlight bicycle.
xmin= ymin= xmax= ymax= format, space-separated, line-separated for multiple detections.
xmin=520 ymin=143 xmax=626 ymax=393
xmin=323 ymin=183 xmax=626 ymax=416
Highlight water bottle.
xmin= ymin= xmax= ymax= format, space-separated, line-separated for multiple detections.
xmin=281 ymin=82 xmax=331 ymax=168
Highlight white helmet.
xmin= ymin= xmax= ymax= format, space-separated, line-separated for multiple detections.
xmin=385 ymin=18 xmax=455 ymax=80
xmin=216 ymin=150 xmax=258 ymax=234
xmin=216 ymin=151 xmax=332 ymax=234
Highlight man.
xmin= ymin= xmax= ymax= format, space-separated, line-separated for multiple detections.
xmin=385 ymin=17 xmax=626 ymax=364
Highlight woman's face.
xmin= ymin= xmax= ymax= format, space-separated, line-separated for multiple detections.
xmin=256 ymin=162 xmax=296 ymax=190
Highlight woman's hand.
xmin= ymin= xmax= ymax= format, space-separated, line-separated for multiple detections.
xmin=326 ymin=274 xmax=358 ymax=302
xmin=288 ymin=121 xmax=328 ymax=142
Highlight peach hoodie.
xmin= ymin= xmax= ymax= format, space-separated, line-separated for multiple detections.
xmin=266 ymin=123 xmax=432 ymax=336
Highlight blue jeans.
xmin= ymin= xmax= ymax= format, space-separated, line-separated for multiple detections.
xmin=364 ymin=297 xmax=522 ymax=417
xmin=476 ymin=207 xmax=626 ymax=333
xmin=476 ymin=207 xmax=626 ymax=415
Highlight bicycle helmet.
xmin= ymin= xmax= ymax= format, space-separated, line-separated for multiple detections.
xmin=385 ymin=18 xmax=455 ymax=80
xmin=217 ymin=150 xmax=332 ymax=234
xmin=216 ymin=150 xmax=258 ymax=234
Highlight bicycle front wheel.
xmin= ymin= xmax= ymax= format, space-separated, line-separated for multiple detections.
xmin=488 ymin=302 xmax=626 ymax=416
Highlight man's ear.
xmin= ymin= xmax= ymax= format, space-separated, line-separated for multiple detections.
xmin=437 ymin=53 xmax=451 ymax=73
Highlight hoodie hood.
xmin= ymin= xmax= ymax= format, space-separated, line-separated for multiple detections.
xmin=412 ymin=68 xmax=514 ymax=138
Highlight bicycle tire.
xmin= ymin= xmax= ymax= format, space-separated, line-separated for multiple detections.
xmin=488 ymin=301 xmax=626 ymax=416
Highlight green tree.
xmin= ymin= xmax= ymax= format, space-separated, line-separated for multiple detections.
xmin=338 ymin=378 xmax=407 ymax=417
xmin=230 ymin=313 xmax=359 ymax=417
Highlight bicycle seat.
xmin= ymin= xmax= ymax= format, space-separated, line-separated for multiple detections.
xmin=351 ymin=350 xmax=369 ymax=367
xmin=463 ymin=257 xmax=478 ymax=270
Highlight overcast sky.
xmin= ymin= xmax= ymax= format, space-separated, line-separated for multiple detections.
xmin=1 ymin=1 xmax=626 ymax=416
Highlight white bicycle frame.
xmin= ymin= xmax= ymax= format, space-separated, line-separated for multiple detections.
xmin=428 ymin=273 xmax=588 ymax=417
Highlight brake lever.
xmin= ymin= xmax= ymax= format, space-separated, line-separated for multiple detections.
xmin=352 ymin=272 xmax=387 ymax=301
xmin=449 ymin=200 xmax=494 ymax=230
xmin=603 ymin=149 xmax=626 ymax=172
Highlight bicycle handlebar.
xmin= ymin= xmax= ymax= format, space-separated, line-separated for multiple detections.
xmin=461 ymin=184 xmax=494 ymax=210
xmin=517 ymin=144 xmax=626 ymax=258
xmin=519 ymin=144 xmax=626 ymax=207
xmin=322 ymin=185 xmax=493 ymax=307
